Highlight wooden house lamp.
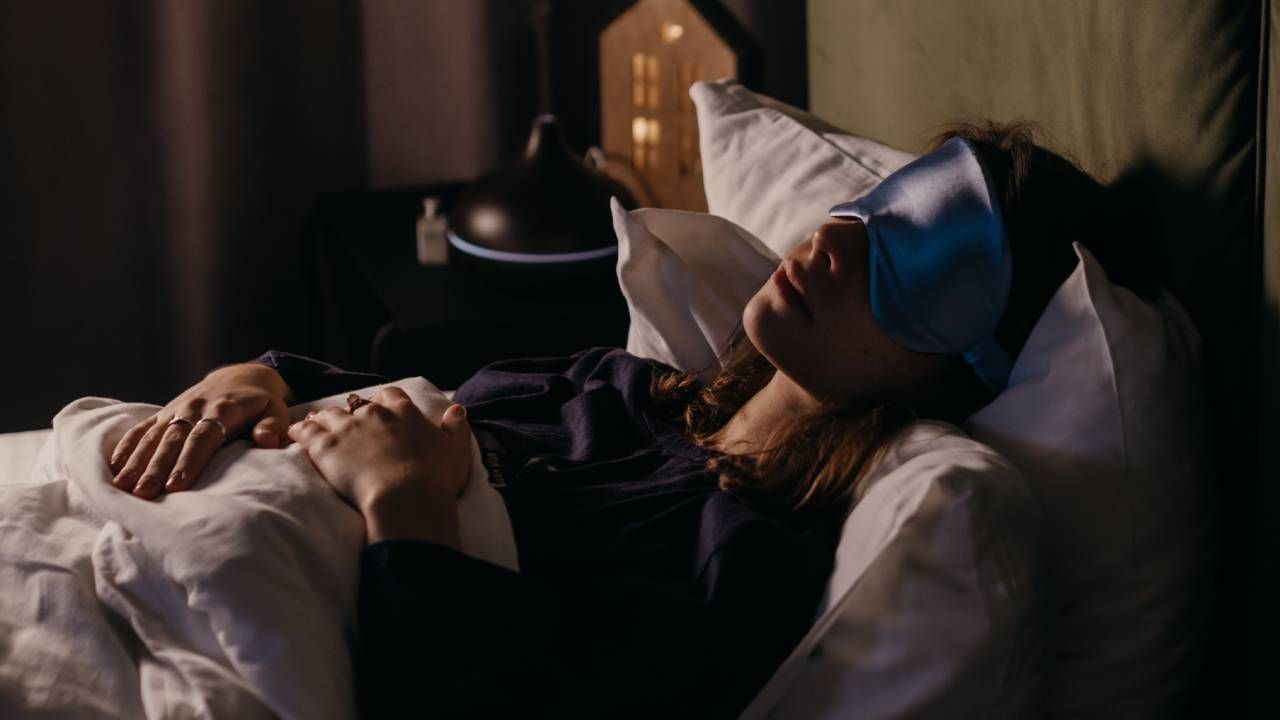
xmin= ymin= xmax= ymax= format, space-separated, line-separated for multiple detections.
xmin=599 ymin=0 xmax=758 ymax=211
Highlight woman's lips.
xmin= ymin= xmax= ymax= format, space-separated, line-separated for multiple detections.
xmin=772 ymin=265 xmax=813 ymax=320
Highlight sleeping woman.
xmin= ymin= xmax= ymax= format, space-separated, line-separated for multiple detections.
xmin=104 ymin=121 xmax=1143 ymax=718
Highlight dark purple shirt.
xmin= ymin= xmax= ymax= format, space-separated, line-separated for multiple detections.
xmin=254 ymin=347 xmax=839 ymax=719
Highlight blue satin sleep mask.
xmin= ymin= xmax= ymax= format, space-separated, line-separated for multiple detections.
xmin=828 ymin=137 xmax=1012 ymax=394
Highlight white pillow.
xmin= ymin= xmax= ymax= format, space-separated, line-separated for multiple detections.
xmin=965 ymin=244 xmax=1212 ymax=717
xmin=742 ymin=421 xmax=1045 ymax=720
xmin=620 ymin=78 xmax=1213 ymax=716
xmin=691 ymin=78 xmax=914 ymax=258
xmin=693 ymin=80 xmax=1212 ymax=717
xmin=613 ymin=199 xmax=778 ymax=382
xmin=10 ymin=378 xmax=515 ymax=718
xmin=614 ymin=206 xmax=1044 ymax=718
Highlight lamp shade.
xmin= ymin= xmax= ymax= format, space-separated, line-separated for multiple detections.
xmin=447 ymin=114 xmax=638 ymax=297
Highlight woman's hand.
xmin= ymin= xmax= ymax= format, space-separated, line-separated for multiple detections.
xmin=109 ymin=363 xmax=294 ymax=499
xmin=287 ymin=386 xmax=471 ymax=548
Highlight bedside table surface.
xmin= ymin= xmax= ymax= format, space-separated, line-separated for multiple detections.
xmin=321 ymin=185 xmax=626 ymax=329
xmin=309 ymin=184 xmax=631 ymax=384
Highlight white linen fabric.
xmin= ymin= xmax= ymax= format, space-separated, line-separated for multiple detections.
xmin=0 ymin=429 xmax=52 ymax=485
xmin=613 ymin=198 xmax=778 ymax=382
xmin=0 ymin=378 xmax=515 ymax=719
xmin=742 ymin=422 xmax=1045 ymax=720
xmin=614 ymin=205 xmax=1044 ymax=717
xmin=691 ymin=78 xmax=914 ymax=258
xmin=679 ymin=80 xmax=1214 ymax=719
xmin=613 ymin=201 xmax=1211 ymax=717
xmin=965 ymin=244 xmax=1212 ymax=717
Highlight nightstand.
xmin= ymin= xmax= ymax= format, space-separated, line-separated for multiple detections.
xmin=306 ymin=185 xmax=630 ymax=389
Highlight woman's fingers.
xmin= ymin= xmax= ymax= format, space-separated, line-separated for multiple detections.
xmin=439 ymin=405 xmax=472 ymax=499
xmin=113 ymin=419 xmax=170 ymax=493
xmin=288 ymin=405 xmax=355 ymax=452
xmin=352 ymin=399 xmax=394 ymax=421
xmin=440 ymin=403 xmax=469 ymax=436
xmin=372 ymin=386 xmax=412 ymax=411
xmin=166 ymin=417 xmax=230 ymax=493
xmin=133 ymin=419 xmax=194 ymax=499
xmin=288 ymin=417 xmax=328 ymax=446
xmin=440 ymin=405 xmax=472 ymax=452
xmin=110 ymin=416 xmax=156 ymax=474
xmin=252 ymin=397 xmax=291 ymax=449
xmin=309 ymin=406 xmax=354 ymax=431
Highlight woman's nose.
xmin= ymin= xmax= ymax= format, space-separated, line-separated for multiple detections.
xmin=810 ymin=219 xmax=867 ymax=279
xmin=809 ymin=223 xmax=845 ymax=275
xmin=809 ymin=241 xmax=835 ymax=275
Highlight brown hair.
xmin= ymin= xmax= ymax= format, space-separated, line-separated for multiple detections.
xmin=650 ymin=326 xmax=916 ymax=525
xmin=935 ymin=120 xmax=1155 ymax=361
xmin=651 ymin=120 xmax=1136 ymax=524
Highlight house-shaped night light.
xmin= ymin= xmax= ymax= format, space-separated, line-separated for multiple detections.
xmin=600 ymin=0 xmax=759 ymax=211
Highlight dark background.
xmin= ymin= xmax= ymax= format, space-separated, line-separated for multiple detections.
xmin=0 ymin=0 xmax=807 ymax=433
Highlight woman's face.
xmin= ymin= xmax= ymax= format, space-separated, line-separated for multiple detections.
xmin=743 ymin=219 xmax=952 ymax=405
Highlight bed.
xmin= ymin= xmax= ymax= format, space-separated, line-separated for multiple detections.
xmin=800 ymin=1 xmax=1277 ymax=711
xmin=2 ymin=0 xmax=1275 ymax=716
xmin=0 ymin=430 xmax=51 ymax=483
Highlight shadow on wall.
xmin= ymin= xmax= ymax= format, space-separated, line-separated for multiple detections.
xmin=1105 ymin=157 xmax=1268 ymax=716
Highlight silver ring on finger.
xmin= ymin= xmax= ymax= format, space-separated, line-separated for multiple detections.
xmin=166 ymin=416 xmax=197 ymax=430
xmin=196 ymin=417 xmax=227 ymax=440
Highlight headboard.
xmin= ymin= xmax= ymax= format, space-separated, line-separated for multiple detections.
xmin=805 ymin=0 xmax=1276 ymax=708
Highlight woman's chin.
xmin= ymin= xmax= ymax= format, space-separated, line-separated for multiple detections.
xmin=741 ymin=297 xmax=770 ymax=349
xmin=745 ymin=304 xmax=801 ymax=369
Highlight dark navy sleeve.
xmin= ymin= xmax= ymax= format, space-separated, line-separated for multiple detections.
xmin=449 ymin=347 xmax=673 ymax=474
xmin=248 ymin=350 xmax=390 ymax=404
xmin=357 ymin=541 xmax=566 ymax=719
xmin=451 ymin=346 xmax=665 ymax=410
xmin=356 ymin=517 xmax=830 ymax=719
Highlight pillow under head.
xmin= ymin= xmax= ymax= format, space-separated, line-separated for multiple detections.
xmin=742 ymin=420 xmax=1046 ymax=720
xmin=614 ymin=204 xmax=1046 ymax=718
xmin=965 ymin=243 xmax=1213 ymax=717
xmin=691 ymin=78 xmax=913 ymax=259
xmin=616 ymin=77 xmax=1213 ymax=717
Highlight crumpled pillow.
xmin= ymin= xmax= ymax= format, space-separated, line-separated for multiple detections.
xmin=965 ymin=244 xmax=1212 ymax=717
xmin=618 ymin=76 xmax=1212 ymax=718
xmin=691 ymin=78 xmax=914 ymax=259
xmin=613 ymin=199 xmax=778 ymax=382
xmin=1 ymin=377 xmax=515 ymax=719
xmin=613 ymin=203 xmax=1045 ymax=719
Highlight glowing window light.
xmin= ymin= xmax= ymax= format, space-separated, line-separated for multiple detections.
xmin=645 ymin=55 xmax=660 ymax=109
xmin=632 ymin=116 xmax=649 ymax=144
xmin=632 ymin=53 xmax=645 ymax=107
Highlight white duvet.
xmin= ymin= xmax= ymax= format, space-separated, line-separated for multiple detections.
xmin=0 ymin=378 xmax=517 ymax=719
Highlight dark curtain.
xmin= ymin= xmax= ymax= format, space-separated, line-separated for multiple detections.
xmin=0 ymin=0 xmax=805 ymax=433
xmin=0 ymin=0 xmax=366 ymax=431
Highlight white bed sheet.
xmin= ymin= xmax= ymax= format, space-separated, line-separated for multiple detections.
xmin=0 ymin=429 xmax=53 ymax=484
xmin=0 ymin=384 xmax=493 ymax=718
xmin=0 ymin=391 xmax=455 ymax=484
